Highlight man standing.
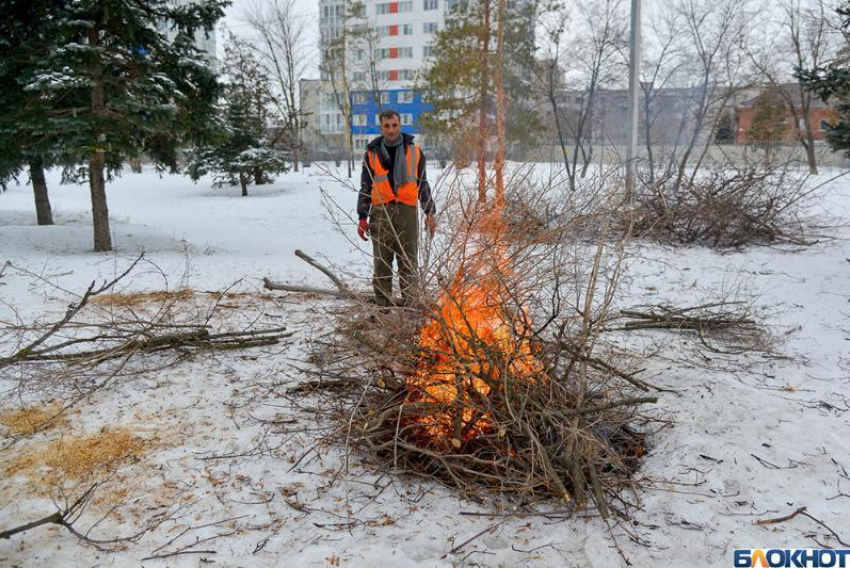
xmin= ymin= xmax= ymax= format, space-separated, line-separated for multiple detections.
xmin=357 ymin=109 xmax=436 ymax=307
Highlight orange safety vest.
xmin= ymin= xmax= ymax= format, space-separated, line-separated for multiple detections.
xmin=367 ymin=144 xmax=421 ymax=207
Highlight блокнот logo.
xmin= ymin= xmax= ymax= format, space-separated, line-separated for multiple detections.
xmin=734 ymin=549 xmax=850 ymax=567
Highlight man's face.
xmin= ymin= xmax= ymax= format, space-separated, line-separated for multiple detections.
xmin=381 ymin=116 xmax=401 ymax=142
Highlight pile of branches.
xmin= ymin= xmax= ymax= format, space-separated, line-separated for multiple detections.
xmin=321 ymin=316 xmax=659 ymax=518
xmin=282 ymin=180 xmax=665 ymax=518
xmin=631 ymin=161 xmax=827 ymax=248
xmin=1 ymin=256 xmax=293 ymax=431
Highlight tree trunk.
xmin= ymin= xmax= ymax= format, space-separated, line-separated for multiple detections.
xmin=29 ymin=157 xmax=54 ymax=226
xmin=240 ymin=172 xmax=249 ymax=196
xmin=800 ymin=109 xmax=818 ymax=175
xmin=88 ymin=28 xmax=111 ymax=252
xmin=643 ymin=90 xmax=656 ymax=185
xmin=493 ymin=0 xmax=507 ymax=209
xmin=254 ymin=167 xmax=266 ymax=185
xmin=89 ymin=149 xmax=112 ymax=252
xmin=476 ymin=0 xmax=491 ymax=203
xmin=549 ymin=92 xmax=571 ymax=179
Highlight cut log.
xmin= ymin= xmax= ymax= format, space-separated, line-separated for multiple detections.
xmin=263 ymin=250 xmax=377 ymax=303
xmin=262 ymin=278 xmax=368 ymax=300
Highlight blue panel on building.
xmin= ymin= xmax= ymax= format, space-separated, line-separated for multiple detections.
xmin=350 ymin=90 xmax=433 ymax=135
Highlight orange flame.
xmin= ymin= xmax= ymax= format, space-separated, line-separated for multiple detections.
xmin=407 ymin=214 xmax=543 ymax=445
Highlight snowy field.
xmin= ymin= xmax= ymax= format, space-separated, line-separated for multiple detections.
xmin=1 ymin=164 xmax=849 ymax=567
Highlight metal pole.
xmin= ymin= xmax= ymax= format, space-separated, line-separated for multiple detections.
xmin=625 ymin=0 xmax=641 ymax=201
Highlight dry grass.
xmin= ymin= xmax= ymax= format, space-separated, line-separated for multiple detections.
xmin=90 ymin=289 xmax=274 ymax=308
xmin=91 ymin=289 xmax=195 ymax=307
xmin=0 ymin=404 xmax=68 ymax=436
xmin=6 ymin=428 xmax=150 ymax=482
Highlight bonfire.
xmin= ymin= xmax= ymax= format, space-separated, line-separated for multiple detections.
xmin=407 ymin=215 xmax=545 ymax=447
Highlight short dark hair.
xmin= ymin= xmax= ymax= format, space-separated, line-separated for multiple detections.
xmin=379 ymin=109 xmax=400 ymax=123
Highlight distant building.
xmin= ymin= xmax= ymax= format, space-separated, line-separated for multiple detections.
xmin=735 ymin=84 xmax=835 ymax=144
xmin=551 ymin=85 xmax=761 ymax=146
xmin=300 ymin=78 xmax=333 ymax=159
xmin=349 ymin=89 xmax=431 ymax=146
xmin=318 ymin=0 xmax=448 ymax=150
xmin=317 ymin=0 xmax=535 ymax=154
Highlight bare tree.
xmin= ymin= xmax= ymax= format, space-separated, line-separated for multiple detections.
xmin=638 ymin=7 xmax=687 ymax=186
xmin=748 ymin=0 xmax=840 ymax=174
xmin=532 ymin=5 xmax=571 ymax=176
xmin=668 ymin=0 xmax=752 ymax=191
xmin=353 ymin=23 xmax=387 ymax=115
xmin=242 ymin=0 xmax=312 ymax=172
xmin=557 ymin=0 xmax=628 ymax=192
xmin=319 ymin=0 xmax=374 ymax=177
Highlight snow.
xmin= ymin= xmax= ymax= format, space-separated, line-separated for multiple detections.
xmin=1 ymin=164 xmax=849 ymax=566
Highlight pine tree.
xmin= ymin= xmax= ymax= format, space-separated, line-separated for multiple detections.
xmin=797 ymin=2 xmax=850 ymax=155
xmin=0 ymin=0 xmax=62 ymax=223
xmin=417 ymin=0 xmax=540 ymax=180
xmin=714 ymin=110 xmax=736 ymax=144
xmin=186 ymin=35 xmax=287 ymax=196
xmin=17 ymin=0 xmax=227 ymax=251
xmin=748 ymin=86 xmax=790 ymax=143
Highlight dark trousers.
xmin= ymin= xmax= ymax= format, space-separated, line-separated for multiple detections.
xmin=370 ymin=203 xmax=418 ymax=306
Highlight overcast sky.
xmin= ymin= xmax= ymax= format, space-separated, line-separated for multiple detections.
xmin=220 ymin=0 xmax=322 ymax=79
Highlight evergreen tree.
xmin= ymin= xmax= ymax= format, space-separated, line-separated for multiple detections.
xmin=748 ymin=86 xmax=790 ymax=144
xmin=17 ymin=0 xmax=227 ymax=251
xmin=797 ymin=2 xmax=850 ymax=155
xmin=714 ymin=110 xmax=736 ymax=144
xmin=0 ymin=0 xmax=62 ymax=223
xmin=186 ymin=35 xmax=287 ymax=196
xmin=417 ymin=0 xmax=540 ymax=166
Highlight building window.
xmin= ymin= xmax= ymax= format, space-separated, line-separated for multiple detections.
xmin=380 ymin=1 xmax=412 ymax=12
xmin=352 ymin=92 xmax=368 ymax=104
xmin=423 ymin=22 xmax=438 ymax=33
xmin=375 ymin=114 xmax=382 ymax=125
xmin=353 ymin=114 xmax=367 ymax=126
xmin=377 ymin=69 xmax=406 ymax=81
xmin=353 ymin=71 xmax=366 ymax=82
xmin=380 ymin=91 xmax=391 ymax=104
xmin=401 ymin=113 xmax=413 ymax=125
xmin=398 ymin=90 xmax=413 ymax=103
xmin=819 ymin=119 xmax=833 ymax=132
xmin=424 ymin=0 xmax=438 ymax=9
xmin=423 ymin=45 xmax=433 ymax=57
xmin=403 ymin=24 xmax=413 ymax=35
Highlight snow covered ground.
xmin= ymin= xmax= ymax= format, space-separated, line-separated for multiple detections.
xmin=0 ymin=164 xmax=848 ymax=567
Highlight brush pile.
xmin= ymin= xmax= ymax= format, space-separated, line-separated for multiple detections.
xmin=300 ymin=183 xmax=663 ymax=518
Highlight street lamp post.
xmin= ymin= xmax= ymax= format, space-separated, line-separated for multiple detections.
xmin=625 ymin=0 xmax=641 ymax=201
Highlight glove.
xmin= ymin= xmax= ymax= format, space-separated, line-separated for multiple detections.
xmin=357 ymin=218 xmax=370 ymax=241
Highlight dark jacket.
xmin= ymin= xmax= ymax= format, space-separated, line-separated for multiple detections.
xmin=358 ymin=133 xmax=436 ymax=220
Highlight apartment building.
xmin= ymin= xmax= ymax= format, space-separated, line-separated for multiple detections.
xmin=317 ymin=0 xmax=448 ymax=150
